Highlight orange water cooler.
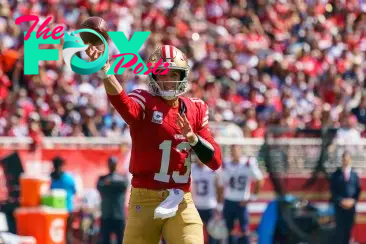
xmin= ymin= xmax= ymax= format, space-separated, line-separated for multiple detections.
xmin=20 ymin=175 xmax=50 ymax=207
xmin=15 ymin=207 xmax=68 ymax=244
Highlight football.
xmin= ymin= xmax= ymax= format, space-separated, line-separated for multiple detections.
xmin=79 ymin=16 xmax=109 ymax=46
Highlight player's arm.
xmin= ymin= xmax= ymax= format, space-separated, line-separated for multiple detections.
xmin=253 ymin=178 xmax=264 ymax=196
xmin=192 ymin=104 xmax=222 ymax=170
xmin=354 ymin=173 xmax=362 ymax=202
xmin=86 ymin=46 xmax=143 ymax=124
xmin=177 ymin=101 xmax=222 ymax=170
xmin=330 ymin=171 xmax=343 ymax=205
xmin=249 ymin=157 xmax=264 ymax=198
xmin=215 ymin=170 xmax=224 ymax=210
xmin=216 ymin=176 xmax=224 ymax=204
xmin=97 ymin=176 xmax=106 ymax=193
xmin=178 ymin=102 xmax=222 ymax=170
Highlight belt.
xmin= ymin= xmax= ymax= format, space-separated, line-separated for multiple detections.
xmin=132 ymin=187 xmax=170 ymax=198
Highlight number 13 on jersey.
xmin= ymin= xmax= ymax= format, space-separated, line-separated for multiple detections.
xmin=154 ymin=140 xmax=192 ymax=184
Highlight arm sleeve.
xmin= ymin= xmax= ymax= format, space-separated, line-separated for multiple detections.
xmin=107 ymin=90 xmax=146 ymax=125
xmin=97 ymin=177 xmax=104 ymax=193
xmin=195 ymin=102 xmax=222 ymax=171
xmin=354 ymin=173 xmax=362 ymax=201
xmin=66 ymin=174 xmax=77 ymax=195
xmin=330 ymin=172 xmax=343 ymax=205
xmin=110 ymin=175 xmax=128 ymax=192
xmin=97 ymin=176 xmax=110 ymax=194
xmin=248 ymin=158 xmax=264 ymax=181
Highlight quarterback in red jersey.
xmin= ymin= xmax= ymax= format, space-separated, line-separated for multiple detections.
xmin=87 ymin=44 xmax=222 ymax=244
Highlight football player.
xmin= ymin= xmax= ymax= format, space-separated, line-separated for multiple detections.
xmin=191 ymin=157 xmax=222 ymax=244
xmin=86 ymin=45 xmax=222 ymax=244
xmin=218 ymin=145 xmax=264 ymax=244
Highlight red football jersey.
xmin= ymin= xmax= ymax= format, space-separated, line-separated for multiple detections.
xmin=108 ymin=89 xmax=222 ymax=191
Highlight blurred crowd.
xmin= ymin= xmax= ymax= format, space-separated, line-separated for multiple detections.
xmin=0 ymin=0 xmax=365 ymax=140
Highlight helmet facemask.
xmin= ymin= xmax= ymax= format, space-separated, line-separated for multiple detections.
xmin=148 ymin=65 xmax=189 ymax=100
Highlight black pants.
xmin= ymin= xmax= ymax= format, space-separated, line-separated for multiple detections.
xmin=100 ymin=218 xmax=125 ymax=244
xmin=334 ymin=207 xmax=355 ymax=244
xmin=66 ymin=214 xmax=73 ymax=244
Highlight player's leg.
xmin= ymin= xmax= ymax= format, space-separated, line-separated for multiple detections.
xmin=197 ymin=208 xmax=218 ymax=244
xmin=237 ymin=204 xmax=250 ymax=244
xmin=199 ymin=209 xmax=221 ymax=244
xmin=345 ymin=211 xmax=356 ymax=244
xmin=223 ymin=200 xmax=237 ymax=244
xmin=100 ymin=218 xmax=111 ymax=244
xmin=162 ymin=192 xmax=204 ymax=244
xmin=197 ymin=208 xmax=211 ymax=224
xmin=123 ymin=188 xmax=164 ymax=244
xmin=334 ymin=209 xmax=345 ymax=244
xmin=334 ymin=209 xmax=355 ymax=244
xmin=111 ymin=218 xmax=125 ymax=244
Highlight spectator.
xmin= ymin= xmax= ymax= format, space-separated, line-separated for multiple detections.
xmin=50 ymin=156 xmax=77 ymax=244
xmin=336 ymin=113 xmax=362 ymax=145
xmin=352 ymin=96 xmax=366 ymax=125
xmin=97 ymin=156 xmax=128 ymax=244
xmin=0 ymin=0 xmax=364 ymax=138
xmin=330 ymin=151 xmax=362 ymax=244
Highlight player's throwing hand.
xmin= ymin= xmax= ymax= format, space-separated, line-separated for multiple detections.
xmin=86 ymin=45 xmax=102 ymax=62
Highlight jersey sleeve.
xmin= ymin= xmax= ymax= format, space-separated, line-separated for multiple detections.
xmin=107 ymin=89 xmax=146 ymax=125
xmin=195 ymin=100 xmax=222 ymax=171
xmin=248 ymin=157 xmax=264 ymax=180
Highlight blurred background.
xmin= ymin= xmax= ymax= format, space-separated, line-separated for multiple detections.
xmin=0 ymin=0 xmax=365 ymax=243
xmin=1 ymin=0 xmax=365 ymax=139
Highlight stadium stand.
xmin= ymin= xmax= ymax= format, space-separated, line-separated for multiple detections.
xmin=0 ymin=0 xmax=365 ymax=138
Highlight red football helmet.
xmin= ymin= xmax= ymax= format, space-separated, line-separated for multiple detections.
xmin=147 ymin=45 xmax=190 ymax=100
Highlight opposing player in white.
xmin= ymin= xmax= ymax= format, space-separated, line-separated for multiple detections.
xmin=219 ymin=145 xmax=264 ymax=244
xmin=191 ymin=158 xmax=222 ymax=244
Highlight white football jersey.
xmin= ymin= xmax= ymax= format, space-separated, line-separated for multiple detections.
xmin=191 ymin=163 xmax=218 ymax=210
xmin=219 ymin=157 xmax=263 ymax=202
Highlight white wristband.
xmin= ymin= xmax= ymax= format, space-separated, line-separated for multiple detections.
xmin=99 ymin=63 xmax=111 ymax=79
